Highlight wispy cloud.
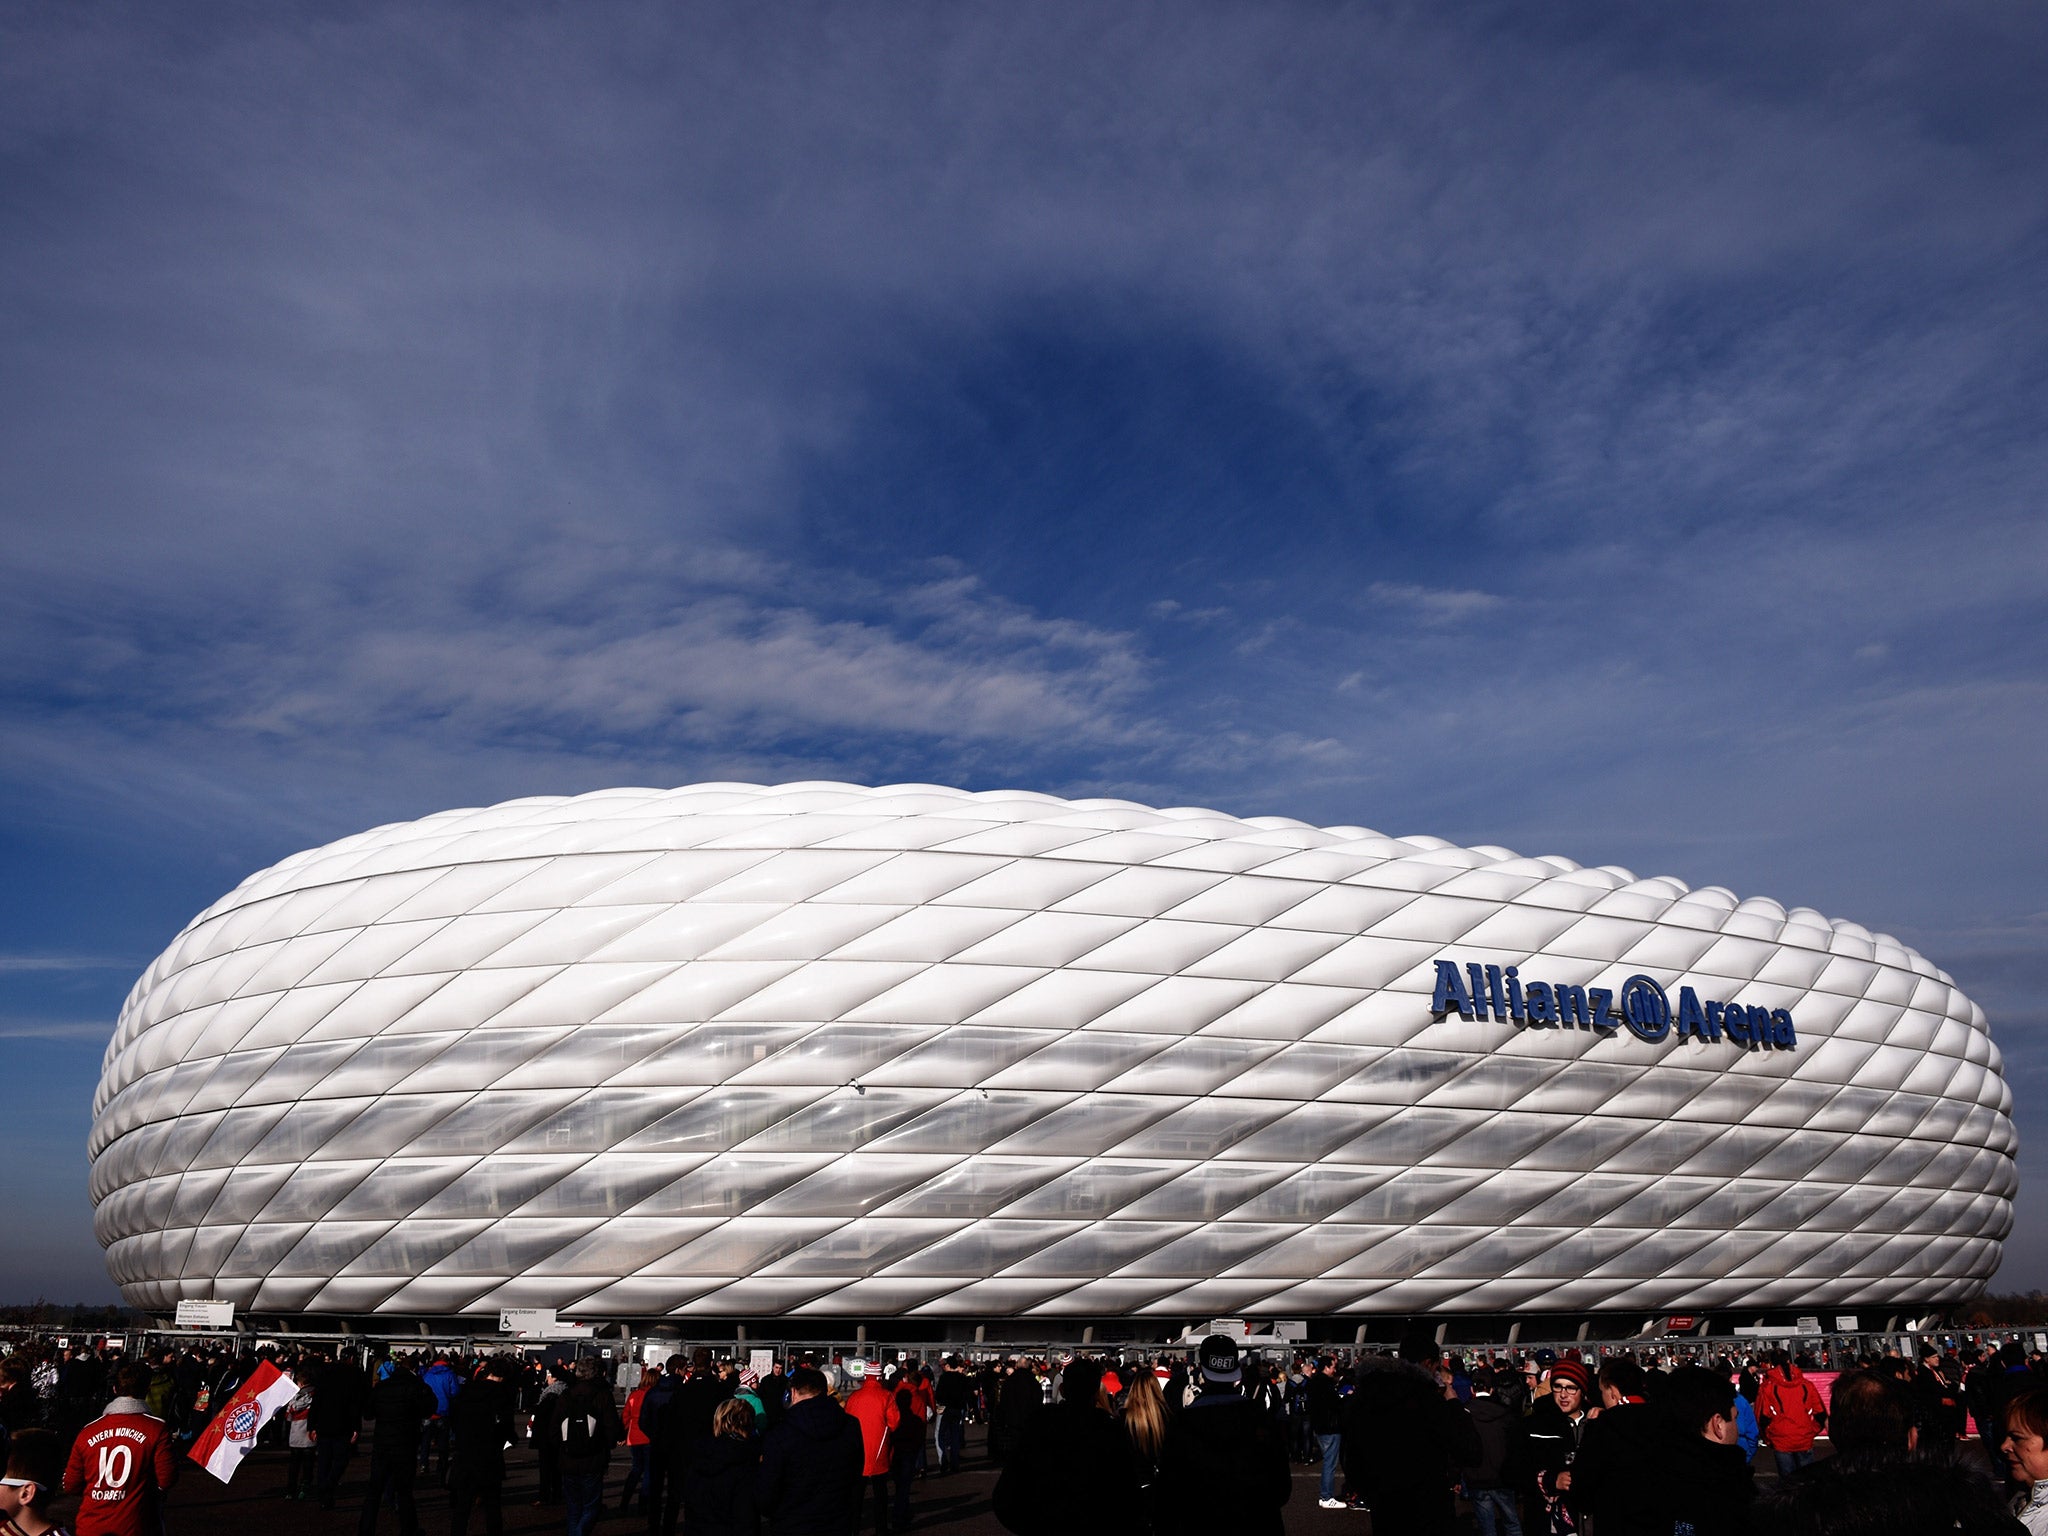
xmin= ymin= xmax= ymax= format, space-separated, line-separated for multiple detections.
xmin=1364 ymin=582 xmax=1507 ymax=623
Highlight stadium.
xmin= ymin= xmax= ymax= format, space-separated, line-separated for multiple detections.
xmin=87 ymin=783 xmax=2015 ymax=1336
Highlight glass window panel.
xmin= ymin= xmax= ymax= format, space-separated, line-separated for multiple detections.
xmin=1337 ymin=1050 xmax=1467 ymax=1104
xmin=1516 ymin=1063 xmax=1641 ymax=1116
xmin=1667 ymin=1181 xmax=1780 ymax=1229
xmin=527 ymin=1219 xmax=722 ymax=1277
xmin=1516 ymin=1116 xmax=1649 ymax=1172
xmin=181 ymin=1225 xmax=243 ymax=1278
xmin=220 ymin=1223 xmax=313 ymax=1276
xmin=1337 ymin=1108 xmax=1472 ymax=1166
xmin=432 ymin=1220 xmax=594 ymax=1274
xmin=514 ymin=1155 xmax=685 ymax=1217
xmin=875 ymin=1220 xmax=1087 ymax=1277
xmin=493 ymin=1027 xmax=691 ymax=1089
xmin=1118 ymin=1163 xmax=1292 ymax=1221
xmin=311 ymin=1034 xmax=466 ymax=1098
xmin=983 ymin=1034 xmax=1173 ymax=1091
xmin=727 ymin=1024 xmax=938 ymax=1086
xmin=326 ymin=1159 xmax=477 ymax=1220
xmin=763 ymin=1221 xmax=961 ymax=1276
xmin=639 ymin=1218 xmax=843 ymax=1276
xmin=1230 ymin=1104 xmax=1393 ymax=1162
xmin=1423 ymin=1057 xmax=1567 ymax=1112
xmin=630 ymin=1154 xmax=835 ymax=1217
xmin=1222 ymin=1046 xmax=1362 ymax=1100
xmin=738 ymin=1089 xmax=948 ymax=1151
xmin=1745 ymin=1079 xmax=1841 ymax=1128
xmin=1104 ymin=1039 xmax=1281 ymax=1095
xmin=754 ymin=1155 xmax=959 ymax=1218
xmin=1601 ymin=1070 xmax=1719 ymax=1119
xmin=611 ymin=1088 xmax=791 ymax=1152
xmin=405 ymin=1092 xmax=581 ymax=1154
xmin=1618 ymin=1121 xmax=1725 ymax=1171
xmin=1586 ymin=1229 xmax=1719 ymax=1277
xmin=1335 ymin=1170 xmax=1488 ymax=1224
xmin=1006 ymin=1221 xmax=1185 ymax=1276
xmin=501 ymin=1089 xmax=706 ymax=1153
xmin=990 ymin=1095 xmax=1184 ymax=1156
xmin=190 ymin=1105 xmax=291 ymax=1170
xmin=998 ymin=1162 xmax=1186 ymax=1219
xmin=1750 ymin=1130 xmax=1836 ymax=1179
xmin=190 ymin=1056 xmax=292 ymax=1114
xmin=1109 ymin=1100 xmax=1291 ymax=1159
xmin=248 ymin=1098 xmax=376 ymax=1163
xmin=1424 ymin=1113 xmax=1559 ymax=1168
xmin=237 ymin=1042 xmax=368 ymax=1106
xmin=866 ymin=1092 xmax=1069 ymax=1154
xmin=1432 ymin=1172 xmax=1584 ymax=1225
xmin=1121 ymin=1225 xmax=1294 ymax=1276
xmin=319 ymin=1094 xmax=472 ymax=1158
xmin=1228 ymin=1167 xmax=1396 ymax=1222
xmin=862 ymin=1029 xmax=1064 ymax=1087
xmin=1331 ymin=1225 xmax=1489 ymax=1279
xmin=202 ymin=1165 xmax=295 ymax=1225
xmin=271 ymin=1221 xmax=396 ymax=1278
xmin=337 ymin=1220 xmax=495 ymax=1275
xmin=1397 ymin=1226 xmax=1566 ymax=1279
xmin=390 ymin=1030 xmax=570 ymax=1093
xmin=256 ymin=1161 xmax=381 ymax=1223
xmin=610 ymin=1024 xmax=819 ymax=1087
xmin=413 ymin=1156 xmax=590 ymax=1219
xmin=1519 ymin=1174 xmax=1657 ymax=1226
xmin=165 ymin=1171 xmax=230 ymax=1236
xmin=1676 ymin=1125 xmax=1794 ymax=1178
xmin=874 ymin=1159 xmax=1067 ymax=1219
xmin=1602 ymin=1177 xmax=1724 ymax=1227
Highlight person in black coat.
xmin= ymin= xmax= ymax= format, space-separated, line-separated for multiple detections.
xmin=309 ymin=1352 xmax=369 ymax=1510
xmin=658 ymin=1348 xmax=736 ymax=1536
xmin=1337 ymin=1335 xmax=1480 ymax=1536
xmin=358 ymin=1356 xmax=438 ymax=1536
xmin=993 ymin=1357 xmax=1141 ymax=1536
xmin=1153 ymin=1336 xmax=1291 ymax=1536
xmin=684 ymin=1397 xmax=760 ymax=1536
xmin=447 ymin=1358 xmax=516 ymax=1536
xmin=1569 ymin=1359 xmax=1662 ymax=1535
xmin=757 ymin=1366 xmax=863 ymax=1536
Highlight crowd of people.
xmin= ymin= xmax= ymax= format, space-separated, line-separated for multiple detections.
xmin=2 ymin=1329 xmax=2048 ymax=1535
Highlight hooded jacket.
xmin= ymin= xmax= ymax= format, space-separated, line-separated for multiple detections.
xmin=993 ymin=1400 xmax=1141 ymax=1536
xmin=1756 ymin=1365 xmax=1827 ymax=1453
xmin=845 ymin=1377 xmax=895 ymax=1477
xmin=757 ymin=1393 xmax=864 ymax=1536
xmin=682 ymin=1432 xmax=760 ymax=1536
xmin=1338 ymin=1356 xmax=1481 ymax=1511
xmin=1153 ymin=1385 xmax=1292 ymax=1536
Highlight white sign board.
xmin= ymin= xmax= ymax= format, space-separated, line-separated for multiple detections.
xmin=748 ymin=1349 xmax=776 ymax=1382
xmin=501 ymin=1307 xmax=557 ymax=1334
xmin=1834 ymin=1316 xmax=1860 ymax=1333
xmin=176 ymin=1301 xmax=234 ymax=1329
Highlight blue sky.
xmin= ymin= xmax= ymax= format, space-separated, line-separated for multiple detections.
xmin=3 ymin=0 xmax=2045 ymax=1304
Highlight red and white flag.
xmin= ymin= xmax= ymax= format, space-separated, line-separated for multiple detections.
xmin=189 ymin=1361 xmax=298 ymax=1484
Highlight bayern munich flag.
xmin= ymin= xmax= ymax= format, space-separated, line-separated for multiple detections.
xmin=189 ymin=1361 xmax=298 ymax=1484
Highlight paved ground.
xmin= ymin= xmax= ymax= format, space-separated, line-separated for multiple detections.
xmin=85 ymin=1427 xmax=1363 ymax=1535
xmin=91 ymin=1425 xmax=1849 ymax=1535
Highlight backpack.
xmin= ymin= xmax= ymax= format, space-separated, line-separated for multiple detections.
xmin=560 ymin=1410 xmax=599 ymax=1456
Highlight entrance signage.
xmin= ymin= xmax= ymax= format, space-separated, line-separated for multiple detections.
xmin=175 ymin=1300 xmax=234 ymax=1329
xmin=1431 ymin=960 xmax=1796 ymax=1049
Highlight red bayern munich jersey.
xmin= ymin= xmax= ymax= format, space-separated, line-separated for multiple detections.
xmin=63 ymin=1401 xmax=179 ymax=1536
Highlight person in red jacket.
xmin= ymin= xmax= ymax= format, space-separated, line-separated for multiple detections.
xmin=62 ymin=1363 xmax=179 ymax=1536
xmin=617 ymin=1366 xmax=656 ymax=1515
xmin=845 ymin=1368 xmax=895 ymax=1533
xmin=1754 ymin=1351 xmax=1829 ymax=1475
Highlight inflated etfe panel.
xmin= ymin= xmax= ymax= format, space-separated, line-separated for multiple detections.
xmin=90 ymin=783 xmax=2014 ymax=1318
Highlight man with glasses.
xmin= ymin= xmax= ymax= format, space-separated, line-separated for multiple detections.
xmin=1525 ymin=1360 xmax=1590 ymax=1536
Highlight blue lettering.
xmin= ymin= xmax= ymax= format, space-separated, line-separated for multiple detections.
xmin=1589 ymin=987 xmax=1621 ymax=1030
xmin=1524 ymin=980 xmax=1559 ymax=1025
xmin=1724 ymin=1004 xmax=1754 ymax=1045
xmin=1770 ymin=1008 xmax=1797 ymax=1049
xmin=1505 ymin=966 xmax=1526 ymax=1023
xmin=1555 ymin=984 xmax=1591 ymax=1028
xmin=1676 ymin=987 xmax=1710 ymax=1041
xmin=1468 ymin=965 xmax=1490 ymax=1021
xmin=1485 ymin=965 xmax=1507 ymax=1021
xmin=1431 ymin=960 xmax=1476 ymax=1019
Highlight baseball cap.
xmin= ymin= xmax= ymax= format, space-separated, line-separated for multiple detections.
xmin=1198 ymin=1334 xmax=1242 ymax=1385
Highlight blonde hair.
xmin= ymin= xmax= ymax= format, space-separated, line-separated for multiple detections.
xmin=1122 ymin=1370 xmax=1167 ymax=1463
xmin=713 ymin=1396 xmax=756 ymax=1441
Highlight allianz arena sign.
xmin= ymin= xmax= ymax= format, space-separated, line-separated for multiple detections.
xmin=89 ymin=783 xmax=2014 ymax=1321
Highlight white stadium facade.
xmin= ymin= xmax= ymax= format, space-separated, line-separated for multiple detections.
xmin=90 ymin=783 xmax=2015 ymax=1332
